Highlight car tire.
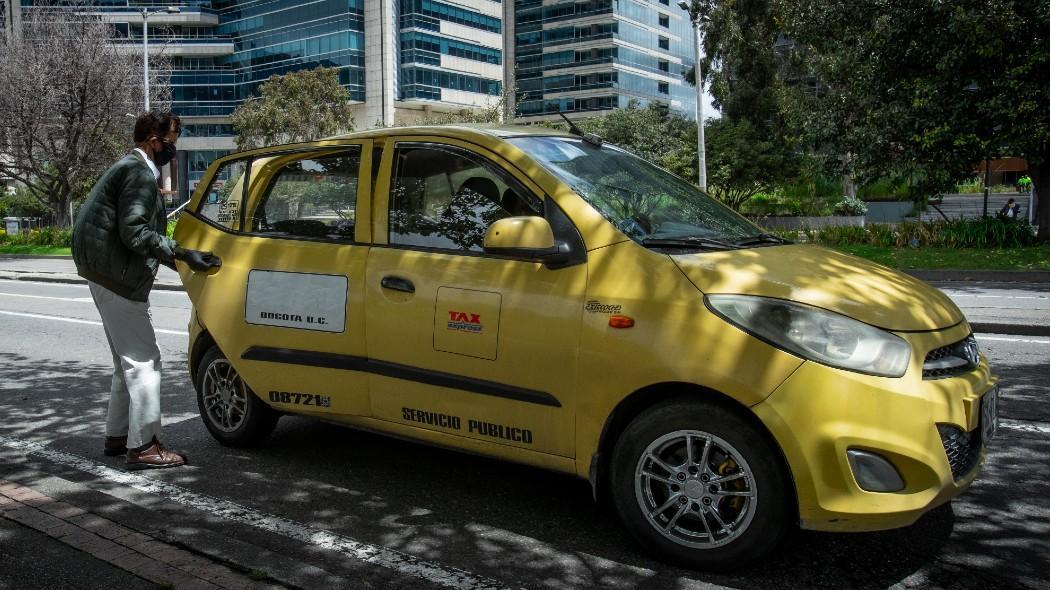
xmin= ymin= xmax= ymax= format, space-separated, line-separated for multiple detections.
xmin=609 ymin=398 xmax=793 ymax=570
xmin=195 ymin=346 xmax=279 ymax=446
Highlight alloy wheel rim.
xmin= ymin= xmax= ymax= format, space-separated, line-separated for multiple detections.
xmin=634 ymin=430 xmax=757 ymax=548
xmin=201 ymin=358 xmax=247 ymax=433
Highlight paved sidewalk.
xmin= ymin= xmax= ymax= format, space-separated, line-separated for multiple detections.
xmin=0 ymin=480 xmax=279 ymax=589
xmin=0 ymin=255 xmax=182 ymax=291
xmin=1 ymin=255 xmax=1047 ymax=336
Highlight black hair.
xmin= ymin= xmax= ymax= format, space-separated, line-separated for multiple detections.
xmin=133 ymin=111 xmax=182 ymax=144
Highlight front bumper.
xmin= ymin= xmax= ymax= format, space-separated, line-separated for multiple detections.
xmin=752 ymin=322 xmax=998 ymax=532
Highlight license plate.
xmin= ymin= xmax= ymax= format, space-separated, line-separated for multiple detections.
xmin=981 ymin=386 xmax=1000 ymax=442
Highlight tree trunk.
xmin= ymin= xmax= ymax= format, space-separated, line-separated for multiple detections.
xmin=53 ymin=194 xmax=71 ymax=228
xmin=1031 ymin=155 xmax=1049 ymax=241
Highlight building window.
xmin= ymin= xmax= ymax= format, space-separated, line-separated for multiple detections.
xmin=658 ymin=60 xmax=669 ymax=72
xmin=658 ymin=82 xmax=669 ymax=94
xmin=658 ymin=36 xmax=670 ymax=50
xmin=659 ymin=14 xmax=669 ymax=27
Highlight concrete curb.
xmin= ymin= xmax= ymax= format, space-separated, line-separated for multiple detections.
xmin=971 ymin=323 xmax=1050 ymax=337
xmin=0 ymin=272 xmax=183 ymax=292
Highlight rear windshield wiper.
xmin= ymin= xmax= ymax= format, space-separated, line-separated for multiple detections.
xmin=641 ymin=236 xmax=739 ymax=250
xmin=733 ymin=233 xmax=792 ymax=247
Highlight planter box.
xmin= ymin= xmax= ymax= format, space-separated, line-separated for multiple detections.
xmin=865 ymin=201 xmax=913 ymax=223
xmin=750 ymin=215 xmax=865 ymax=231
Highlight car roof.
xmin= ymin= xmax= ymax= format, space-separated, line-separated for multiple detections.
xmin=323 ymin=124 xmax=577 ymax=142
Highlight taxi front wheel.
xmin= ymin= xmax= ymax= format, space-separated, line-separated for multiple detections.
xmin=195 ymin=346 xmax=279 ymax=446
xmin=609 ymin=399 xmax=793 ymax=570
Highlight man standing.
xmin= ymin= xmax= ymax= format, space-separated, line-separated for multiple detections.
xmin=72 ymin=111 xmax=220 ymax=470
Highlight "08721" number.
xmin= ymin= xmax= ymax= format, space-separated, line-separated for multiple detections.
xmin=268 ymin=390 xmax=331 ymax=408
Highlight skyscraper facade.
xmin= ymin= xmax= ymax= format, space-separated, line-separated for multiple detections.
xmin=504 ymin=0 xmax=696 ymax=121
xmin=17 ymin=0 xmax=505 ymax=199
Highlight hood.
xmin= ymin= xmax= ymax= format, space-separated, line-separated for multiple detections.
xmin=672 ymin=244 xmax=963 ymax=332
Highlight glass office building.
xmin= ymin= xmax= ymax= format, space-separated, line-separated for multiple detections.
xmin=505 ymin=0 xmax=696 ymax=121
xmin=17 ymin=0 xmax=505 ymax=199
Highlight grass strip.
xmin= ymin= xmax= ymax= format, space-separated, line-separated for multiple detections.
xmin=834 ymin=244 xmax=1050 ymax=271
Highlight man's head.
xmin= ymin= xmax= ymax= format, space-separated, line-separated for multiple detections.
xmin=133 ymin=111 xmax=181 ymax=167
xmin=1007 ymin=198 xmax=1016 ymax=205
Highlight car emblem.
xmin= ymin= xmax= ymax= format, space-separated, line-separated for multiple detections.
xmin=961 ymin=337 xmax=980 ymax=366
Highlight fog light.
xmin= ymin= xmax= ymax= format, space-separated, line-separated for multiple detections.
xmin=847 ymin=449 xmax=905 ymax=492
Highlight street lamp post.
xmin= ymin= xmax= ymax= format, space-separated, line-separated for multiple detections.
xmin=678 ymin=0 xmax=706 ymax=190
xmin=141 ymin=6 xmax=180 ymax=112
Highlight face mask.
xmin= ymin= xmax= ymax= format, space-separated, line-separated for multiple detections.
xmin=153 ymin=141 xmax=177 ymax=167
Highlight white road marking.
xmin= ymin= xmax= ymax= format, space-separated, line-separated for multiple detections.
xmin=1001 ymin=419 xmax=1050 ymax=436
xmin=949 ymin=294 xmax=1047 ymax=300
xmin=0 ymin=291 xmax=94 ymax=303
xmin=976 ymin=335 xmax=1050 ymax=345
xmin=0 ymin=309 xmax=188 ymax=336
xmin=0 ymin=435 xmax=510 ymax=590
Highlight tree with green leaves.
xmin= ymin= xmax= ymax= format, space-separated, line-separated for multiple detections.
xmin=577 ymin=101 xmax=699 ymax=181
xmin=681 ymin=0 xmax=804 ymax=207
xmin=0 ymin=6 xmax=170 ymax=227
xmin=232 ymin=67 xmax=355 ymax=151
xmin=774 ymin=0 xmax=1050 ymax=239
xmin=704 ymin=117 xmax=801 ymax=210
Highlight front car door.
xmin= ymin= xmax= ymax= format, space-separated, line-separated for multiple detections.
xmin=174 ymin=141 xmax=374 ymax=417
xmin=364 ymin=136 xmax=588 ymax=458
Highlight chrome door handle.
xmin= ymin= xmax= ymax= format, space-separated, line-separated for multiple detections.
xmin=380 ymin=275 xmax=415 ymax=293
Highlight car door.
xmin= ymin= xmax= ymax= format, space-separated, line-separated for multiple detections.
xmin=364 ymin=137 xmax=588 ymax=458
xmin=174 ymin=141 xmax=374 ymax=416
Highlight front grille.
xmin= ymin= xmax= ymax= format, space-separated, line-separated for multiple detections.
xmin=937 ymin=424 xmax=982 ymax=480
xmin=923 ymin=335 xmax=979 ymax=379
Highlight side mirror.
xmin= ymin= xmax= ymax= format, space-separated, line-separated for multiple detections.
xmin=483 ymin=216 xmax=570 ymax=264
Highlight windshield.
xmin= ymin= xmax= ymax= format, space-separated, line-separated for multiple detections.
xmin=508 ymin=136 xmax=761 ymax=245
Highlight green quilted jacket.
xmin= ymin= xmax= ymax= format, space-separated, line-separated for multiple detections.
xmin=72 ymin=152 xmax=178 ymax=302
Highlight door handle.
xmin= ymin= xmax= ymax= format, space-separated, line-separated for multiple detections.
xmin=381 ymin=275 xmax=415 ymax=293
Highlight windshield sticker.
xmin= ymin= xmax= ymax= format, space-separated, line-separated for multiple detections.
xmin=245 ymin=270 xmax=347 ymax=333
xmin=447 ymin=310 xmax=483 ymax=333
xmin=585 ymin=300 xmax=622 ymax=314
xmin=217 ymin=200 xmax=239 ymax=224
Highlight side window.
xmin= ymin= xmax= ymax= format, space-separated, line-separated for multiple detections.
xmin=388 ymin=145 xmax=541 ymax=252
xmin=251 ymin=148 xmax=361 ymax=241
xmin=197 ymin=158 xmax=248 ymax=230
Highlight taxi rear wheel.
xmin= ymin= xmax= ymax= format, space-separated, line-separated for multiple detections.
xmin=195 ymin=346 xmax=279 ymax=446
xmin=609 ymin=399 xmax=792 ymax=570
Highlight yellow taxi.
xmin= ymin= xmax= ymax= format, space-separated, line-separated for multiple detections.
xmin=173 ymin=125 xmax=999 ymax=569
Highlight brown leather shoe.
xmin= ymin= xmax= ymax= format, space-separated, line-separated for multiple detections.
xmin=104 ymin=436 xmax=127 ymax=457
xmin=126 ymin=439 xmax=187 ymax=470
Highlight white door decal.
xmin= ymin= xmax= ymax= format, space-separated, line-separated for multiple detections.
xmin=245 ymin=270 xmax=347 ymax=333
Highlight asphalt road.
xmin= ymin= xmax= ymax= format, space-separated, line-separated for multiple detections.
xmin=1 ymin=278 xmax=1048 ymax=589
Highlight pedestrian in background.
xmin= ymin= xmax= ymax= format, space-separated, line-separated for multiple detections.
xmin=999 ymin=198 xmax=1021 ymax=219
xmin=71 ymin=111 xmax=221 ymax=470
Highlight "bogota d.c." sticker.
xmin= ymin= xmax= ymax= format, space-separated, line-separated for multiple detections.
xmin=245 ymin=270 xmax=347 ymax=333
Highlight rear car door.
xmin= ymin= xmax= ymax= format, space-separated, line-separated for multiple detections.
xmin=364 ymin=137 xmax=588 ymax=458
xmin=174 ymin=141 xmax=374 ymax=416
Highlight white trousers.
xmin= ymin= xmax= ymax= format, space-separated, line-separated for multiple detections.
xmin=88 ymin=282 xmax=163 ymax=449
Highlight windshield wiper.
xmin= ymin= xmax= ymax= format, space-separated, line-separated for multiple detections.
xmin=733 ymin=233 xmax=792 ymax=247
xmin=641 ymin=236 xmax=739 ymax=250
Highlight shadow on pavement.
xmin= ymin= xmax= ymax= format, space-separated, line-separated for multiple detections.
xmin=0 ymin=351 xmax=1044 ymax=589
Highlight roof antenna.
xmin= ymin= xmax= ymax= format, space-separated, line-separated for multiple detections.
xmin=558 ymin=111 xmax=602 ymax=146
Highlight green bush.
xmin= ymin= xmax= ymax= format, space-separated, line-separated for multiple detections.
xmin=833 ymin=196 xmax=869 ymax=216
xmin=954 ymin=177 xmax=983 ymax=194
xmin=810 ymin=218 xmax=1034 ymax=249
xmin=3 ymin=227 xmax=72 ymax=247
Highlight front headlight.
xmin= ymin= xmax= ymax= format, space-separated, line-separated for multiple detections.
xmin=706 ymin=295 xmax=911 ymax=377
